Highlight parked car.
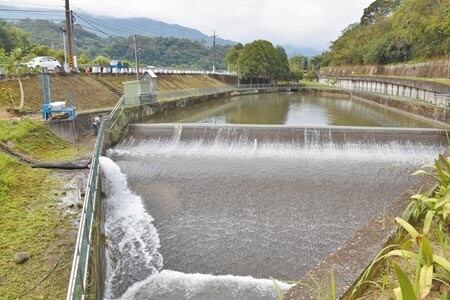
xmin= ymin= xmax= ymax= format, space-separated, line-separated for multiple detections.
xmin=25 ymin=56 xmax=61 ymax=72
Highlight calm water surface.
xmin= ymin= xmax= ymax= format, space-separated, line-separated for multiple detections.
xmin=145 ymin=92 xmax=435 ymax=127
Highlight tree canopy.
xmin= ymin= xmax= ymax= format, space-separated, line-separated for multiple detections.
xmin=325 ymin=0 xmax=450 ymax=66
xmin=232 ymin=39 xmax=291 ymax=82
xmin=0 ymin=20 xmax=29 ymax=54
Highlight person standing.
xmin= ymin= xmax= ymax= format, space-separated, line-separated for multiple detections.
xmin=92 ymin=115 xmax=101 ymax=135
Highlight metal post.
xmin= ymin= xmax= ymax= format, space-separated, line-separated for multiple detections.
xmin=65 ymin=0 xmax=74 ymax=69
xmin=40 ymin=74 xmax=47 ymax=104
xmin=47 ymin=75 xmax=52 ymax=102
xmin=237 ymin=61 xmax=240 ymax=88
xmin=447 ymin=53 xmax=450 ymax=80
xmin=61 ymin=28 xmax=67 ymax=65
xmin=212 ymin=31 xmax=216 ymax=73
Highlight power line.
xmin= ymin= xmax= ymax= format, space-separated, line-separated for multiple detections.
xmin=0 ymin=8 xmax=63 ymax=13
xmin=0 ymin=1 xmax=63 ymax=8
xmin=97 ymin=0 xmax=150 ymax=19
xmin=73 ymin=13 xmax=160 ymax=38
xmin=73 ymin=13 xmax=118 ymax=40
xmin=4 ymin=18 xmax=65 ymax=22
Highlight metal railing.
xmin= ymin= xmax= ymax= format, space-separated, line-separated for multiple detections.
xmin=66 ymin=96 xmax=125 ymax=300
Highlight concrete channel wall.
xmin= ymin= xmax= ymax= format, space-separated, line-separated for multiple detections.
xmin=319 ymin=75 xmax=450 ymax=106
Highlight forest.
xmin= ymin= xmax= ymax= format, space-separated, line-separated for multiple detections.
xmin=1 ymin=0 xmax=449 ymax=77
xmin=322 ymin=0 xmax=450 ymax=66
xmin=0 ymin=18 xmax=230 ymax=73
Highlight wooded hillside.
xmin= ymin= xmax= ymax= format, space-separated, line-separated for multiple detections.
xmin=323 ymin=0 xmax=450 ymax=66
xmin=0 ymin=19 xmax=230 ymax=71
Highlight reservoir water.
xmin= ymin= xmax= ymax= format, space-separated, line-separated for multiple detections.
xmin=102 ymin=92 xmax=444 ymax=299
xmin=145 ymin=92 xmax=436 ymax=127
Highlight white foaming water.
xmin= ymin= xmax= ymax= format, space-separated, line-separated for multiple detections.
xmin=100 ymin=157 xmax=163 ymax=299
xmin=121 ymin=270 xmax=292 ymax=300
xmin=110 ymin=137 xmax=441 ymax=164
xmin=101 ymin=157 xmax=292 ymax=300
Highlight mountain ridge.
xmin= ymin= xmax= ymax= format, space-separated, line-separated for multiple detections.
xmin=0 ymin=5 xmax=320 ymax=57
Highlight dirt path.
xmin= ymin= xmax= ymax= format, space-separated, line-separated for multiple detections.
xmin=0 ymin=108 xmax=13 ymax=119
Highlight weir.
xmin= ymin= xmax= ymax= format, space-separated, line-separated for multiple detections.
xmin=65 ymin=85 xmax=450 ymax=299
xmin=102 ymin=123 xmax=447 ymax=299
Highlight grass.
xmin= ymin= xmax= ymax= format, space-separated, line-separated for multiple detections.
xmin=0 ymin=118 xmax=80 ymax=161
xmin=0 ymin=118 xmax=87 ymax=299
xmin=0 ymin=152 xmax=77 ymax=299
xmin=298 ymin=80 xmax=336 ymax=89
xmin=0 ymin=74 xmax=232 ymax=114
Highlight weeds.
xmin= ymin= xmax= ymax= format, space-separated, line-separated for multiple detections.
xmin=350 ymin=153 xmax=450 ymax=299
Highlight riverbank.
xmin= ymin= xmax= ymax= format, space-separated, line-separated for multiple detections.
xmin=0 ymin=73 xmax=233 ymax=119
xmin=0 ymin=119 xmax=93 ymax=299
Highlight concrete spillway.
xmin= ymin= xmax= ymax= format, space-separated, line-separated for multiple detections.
xmin=102 ymin=124 xmax=447 ymax=299
xmin=122 ymin=123 xmax=447 ymax=147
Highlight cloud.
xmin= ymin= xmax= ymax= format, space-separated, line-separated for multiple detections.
xmin=72 ymin=0 xmax=374 ymax=50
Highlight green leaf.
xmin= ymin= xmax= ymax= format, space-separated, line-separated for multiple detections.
xmin=395 ymin=217 xmax=419 ymax=240
xmin=418 ymin=265 xmax=433 ymax=299
xmin=435 ymin=195 xmax=450 ymax=210
xmin=386 ymin=249 xmax=419 ymax=261
xmin=422 ymin=211 xmax=434 ymax=236
xmin=394 ymin=287 xmax=403 ymax=300
xmin=393 ymin=263 xmax=417 ymax=300
xmin=443 ymin=203 xmax=450 ymax=221
xmin=434 ymin=159 xmax=450 ymax=186
xmin=401 ymin=239 xmax=414 ymax=250
xmin=411 ymin=170 xmax=431 ymax=176
xmin=433 ymin=255 xmax=450 ymax=273
xmin=438 ymin=154 xmax=450 ymax=170
xmin=419 ymin=236 xmax=434 ymax=266
xmin=329 ymin=268 xmax=335 ymax=300
xmin=411 ymin=169 xmax=441 ymax=183
xmin=271 ymin=278 xmax=284 ymax=300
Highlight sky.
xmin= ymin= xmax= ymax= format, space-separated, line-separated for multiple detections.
xmin=4 ymin=0 xmax=374 ymax=51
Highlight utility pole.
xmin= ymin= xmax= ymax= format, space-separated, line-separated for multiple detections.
xmin=60 ymin=27 xmax=67 ymax=65
xmin=212 ymin=30 xmax=216 ymax=73
xmin=65 ymin=0 xmax=75 ymax=70
xmin=134 ymin=35 xmax=140 ymax=80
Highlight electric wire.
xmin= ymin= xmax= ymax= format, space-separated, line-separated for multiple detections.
xmin=72 ymin=13 xmax=118 ymax=39
xmin=72 ymin=12 xmax=161 ymax=38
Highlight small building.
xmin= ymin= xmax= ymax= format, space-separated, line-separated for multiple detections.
xmin=122 ymin=70 xmax=157 ymax=105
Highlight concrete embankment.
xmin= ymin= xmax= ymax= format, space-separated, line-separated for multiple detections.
xmin=321 ymin=58 xmax=450 ymax=79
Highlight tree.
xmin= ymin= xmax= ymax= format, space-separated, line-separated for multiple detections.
xmin=90 ymin=55 xmax=110 ymax=66
xmin=274 ymin=46 xmax=291 ymax=82
xmin=0 ymin=19 xmax=30 ymax=53
xmin=360 ymin=0 xmax=402 ymax=25
xmin=238 ymin=40 xmax=290 ymax=83
xmin=309 ymin=55 xmax=323 ymax=71
xmin=225 ymin=43 xmax=243 ymax=72
xmin=325 ymin=0 xmax=450 ymax=66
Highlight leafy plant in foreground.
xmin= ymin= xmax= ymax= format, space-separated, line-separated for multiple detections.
xmin=386 ymin=216 xmax=450 ymax=299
